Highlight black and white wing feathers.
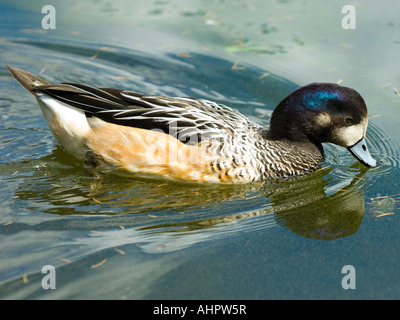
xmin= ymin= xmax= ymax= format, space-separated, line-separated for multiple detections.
xmin=33 ymin=83 xmax=258 ymax=145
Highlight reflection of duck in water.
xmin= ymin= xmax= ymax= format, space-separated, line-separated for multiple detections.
xmin=13 ymin=146 xmax=365 ymax=241
xmin=270 ymin=167 xmax=365 ymax=240
xmin=8 ymin=65 xmax=376 ymax=183
xmin=137 ymin=167 xmax=366 ymax=241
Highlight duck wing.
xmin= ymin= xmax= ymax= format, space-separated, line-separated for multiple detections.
xmin=33 ymin=83 xmax=256 ymax=145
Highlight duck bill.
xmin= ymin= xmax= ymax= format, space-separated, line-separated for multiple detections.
xmin=348 ymin=138 xmax=377 ymax=168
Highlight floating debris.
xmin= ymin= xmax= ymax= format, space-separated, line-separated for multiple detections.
xmin=157 ymin=184 xmax=168 ymax=187
xmin=99 ymin=46 xmax=116 ymax=52
xmin=20 ymin=28 xmax=46 ymax=34
xmin=114 ymin=248 xmax=126 ymax=255
xmin=110 ymin=75 xmax=129 ymax=80
xmin=91 ymin=258 xmax=107 ymax=269
xmin=368 ymin=114 xmax=382 ymax=119
xmin=293 ymin=37 xmax=304 ymax=45
xmin=370 ymin=194 xmax=396 ymax=218
xmin=339 ymin=42 xmax=354 ymax=48
xmin=226 ymin=44 xmax=285 ymax=54
xmin=179 ymin=52 xmax=191 ymax=58
xmin=231 ymin=62 xmax=245 ymax=70
xmin=204 ymin=19 xmax=218 ymax=26
xmin=384 ymin=83 xmax=400 ymax=96
xmin=156 ymin=243 xmax=170 ymax=252
xmin=376 ymin=212 xmax=394 ymax=218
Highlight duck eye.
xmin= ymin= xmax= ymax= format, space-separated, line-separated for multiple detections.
xmin=345 ymin=117 xmax=354 ymax=126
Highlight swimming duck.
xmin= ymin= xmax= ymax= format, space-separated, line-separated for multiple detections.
xmin=7 ymin=65 xmax=376 ymax=183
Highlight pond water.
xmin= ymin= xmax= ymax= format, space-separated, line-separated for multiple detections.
xmin=0 ymin=0 xmax=400 ymax=299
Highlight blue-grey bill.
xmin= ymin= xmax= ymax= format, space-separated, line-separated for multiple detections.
xmin=348 ymin=138 xmax=377 ymax=168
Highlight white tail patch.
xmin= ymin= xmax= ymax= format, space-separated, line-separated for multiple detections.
xmin=36 ymin=94 xmax=91 ymax=158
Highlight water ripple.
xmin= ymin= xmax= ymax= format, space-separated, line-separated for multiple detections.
xmin=368 ymin=121 xmax=400 ymax=171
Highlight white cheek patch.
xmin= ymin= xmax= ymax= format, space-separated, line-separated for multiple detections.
xmin=335 ymin=119 xmax=367 ymax=147
xmin=315 ymin=112 xmax=331 ymax=127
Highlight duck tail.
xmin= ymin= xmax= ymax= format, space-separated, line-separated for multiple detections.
xmin=6 ymin=64 xmax=50 ymax=96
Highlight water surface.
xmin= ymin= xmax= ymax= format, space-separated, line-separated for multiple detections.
xmin=1 ymin=0 xmax=400 ymax=299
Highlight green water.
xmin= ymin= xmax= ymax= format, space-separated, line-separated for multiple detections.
xmin=0 ymin=0 xmax=400 ymax=299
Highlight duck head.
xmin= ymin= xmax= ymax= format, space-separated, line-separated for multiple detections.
xmin=268 ymin=83 xmax=377 ymax=168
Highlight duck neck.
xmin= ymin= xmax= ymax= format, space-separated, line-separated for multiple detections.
xmin=264 ymin=124 xmax=324 ymax=157
xmin=257 ymin=129 xmax=325 ymax=178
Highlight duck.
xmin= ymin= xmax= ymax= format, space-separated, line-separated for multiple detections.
xmin=7 ymin=64 xmax=376 ymax=183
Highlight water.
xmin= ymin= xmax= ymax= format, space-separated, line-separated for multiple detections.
xmin=1 ymin=0 xmax=400 ymax=299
